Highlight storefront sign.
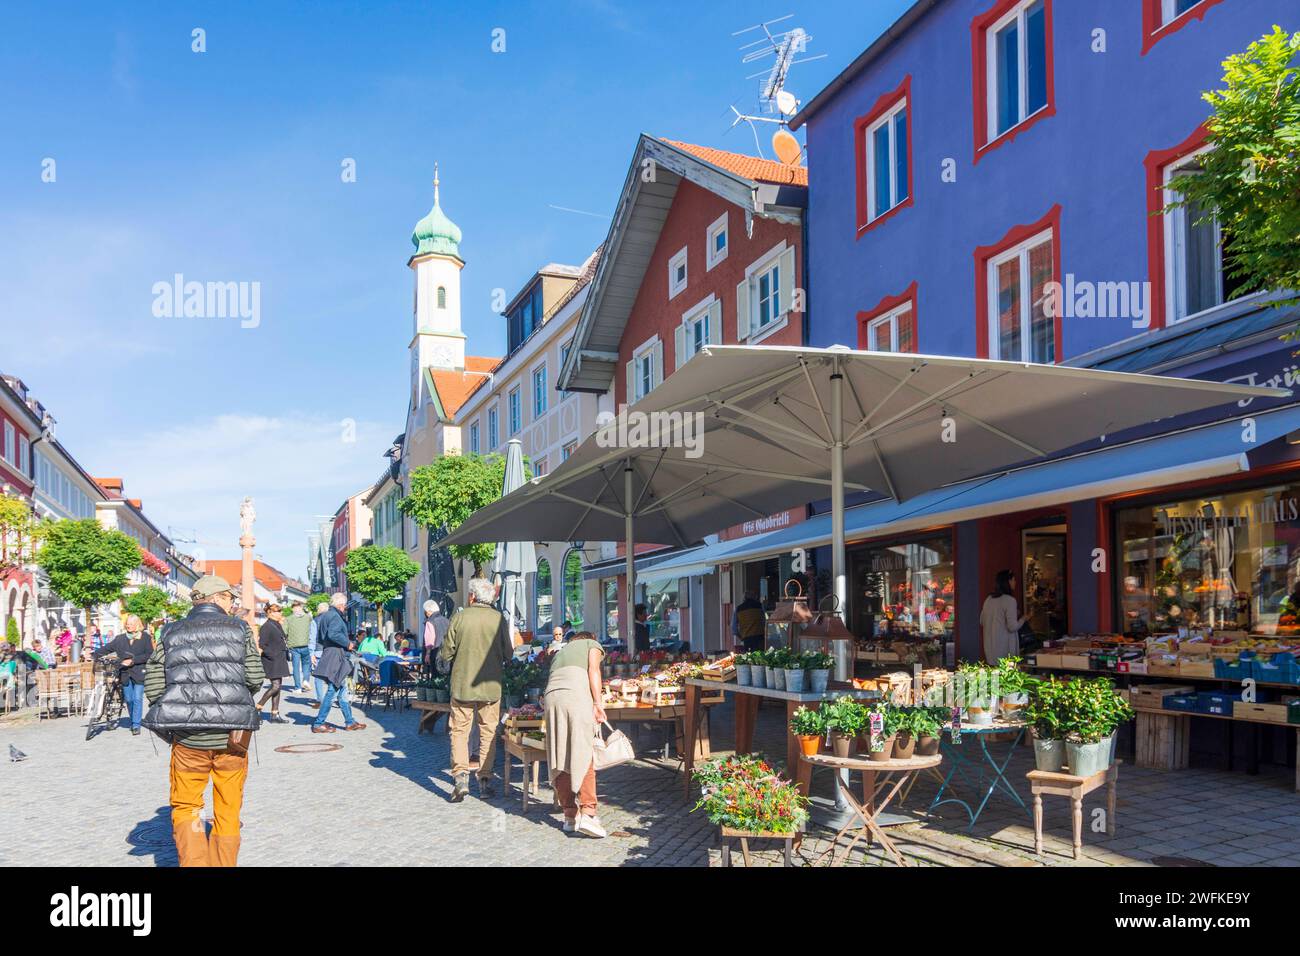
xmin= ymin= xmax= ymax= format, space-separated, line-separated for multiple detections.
xmin=718 ymin=508 xmax=805 ymax=542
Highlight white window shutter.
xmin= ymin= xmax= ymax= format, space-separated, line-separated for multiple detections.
xmin=653 ymin=340 xmax=664 ymax=387
xmin=626 ymin=359 xmax=635 ymax=403
xmin=709 ymin=300 xmax=723 ymax=344
xmin=736 ymin=277 xmax=751 ymax=342
xmin=779 ymin=245 xmax=796 ymax=319
xmin=674 ymin=322 xmax=687 ymax=370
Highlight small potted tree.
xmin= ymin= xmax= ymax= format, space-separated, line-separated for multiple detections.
xmin=1062 ymin=677 xmax=1133 ymax=776
xmin=995 ymin=655 xmax=1033 ymax=718
xmin=789 ymin=706 xmax=824 ymax=757
xmin=1025 ymin=676 xmax=1067 ymax=771
xmin=803 ymin=651 xmax=833 ymax=695
xmin=956 ymin=662 xmax=998 ymax=725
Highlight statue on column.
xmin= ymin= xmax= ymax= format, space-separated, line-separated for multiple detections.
xmin=240 ymin=497 xmax=256 ymax=540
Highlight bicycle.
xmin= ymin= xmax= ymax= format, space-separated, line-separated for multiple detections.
xmin=84 ymin=655 xmax=125 ymax=741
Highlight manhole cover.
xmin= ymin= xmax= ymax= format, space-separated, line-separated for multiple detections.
xmin=132 ymin=826 xmax=174 ymax=847
xmin=1150 ymin=856 xmax=1214 ymax=867
xmin=274 ymin=743 xmax=343 ymax=754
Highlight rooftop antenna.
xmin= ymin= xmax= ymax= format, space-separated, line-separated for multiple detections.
xmin=729 ymin=15 xmax=826 ymax=161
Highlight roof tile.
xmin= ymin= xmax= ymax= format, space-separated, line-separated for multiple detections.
xmin=662 ymin=139 xmax=807 ymax=186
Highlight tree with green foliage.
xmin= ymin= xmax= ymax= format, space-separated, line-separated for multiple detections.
xmin=5 ymin=618 xmax=19 ymax=647
xmin=36 ymin=518 xmax=140 ymax=629
xmin=165 ymin=598 xmax=192 ymax=621
xmin=398 ymin=452 xmax=530 ymax=576
xmin=343 ymin=545 xmax=420 ymax=631
xmin=0 ymin=492 xmax=43 ymax=574
xmin=124 ymin=585 xmax=170 ymax=625
xmin=1166 ymin=27 xmax=1300 ymax=311
xmin=305 ymin=592 xmax=330 ymax=614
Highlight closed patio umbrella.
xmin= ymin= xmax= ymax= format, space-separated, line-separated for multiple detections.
xmin=493 ymin=439 xmax=536 ymax=636
xmin=446 ymin=345 xmax=1287 ymax=651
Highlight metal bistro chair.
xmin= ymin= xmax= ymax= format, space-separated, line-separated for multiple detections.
xmin=356 ymin=656 xmax=382 ymax=707
xmin=377 ymin=658 xmax=416 ymax=711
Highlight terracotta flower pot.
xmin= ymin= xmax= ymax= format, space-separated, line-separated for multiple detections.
xmin=892 ymin=731 xmax=917 ymax=760
xmin=798 ymin=734 xmax=822 ymax=757
xmin=830 ymin=732 xmax=854 ymax=758
xmin=915 ymin=734 xmax=941 ymax=756
xmin=867 ymin=733 xmax=896 ymax=762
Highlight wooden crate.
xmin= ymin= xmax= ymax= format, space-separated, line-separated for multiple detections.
xmin=1135 ymin=710 xmax=1189 ymax=770
xmin=1131 ymin=683 xmax=1195 ymax=707
xmin=1233 ymin=702 xmax=1290 ymax=724
xmin=1059 ymin=654 xmax=1091 ymax=670
xmin=1035 ymin=653 xmax=1065 ymax=668
xmin=1147 ymin=660 xmax=1182 ymax=677
xmin=1179 ymin=659 xmax=1216 ymax=678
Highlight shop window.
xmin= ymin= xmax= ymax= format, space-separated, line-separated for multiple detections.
xmin=563 ymin=549 xmax=585 ymax=629
xmin=849 ymin=532 xmax=956 ymax=645
xmin=640 ymin=578 xmax=681 ymax=644
xmin=603 ymin=578 xmax=619 ymax=642
xmin=535 ymin=557 xmax=553 ymax=634
xmin=1116 ymin=483 xmax=1300 ymax=637
xmin=972 ymin=0 xmax=1054 ymax=161
xmin=854 ymin=76 xmax=912 ymax=233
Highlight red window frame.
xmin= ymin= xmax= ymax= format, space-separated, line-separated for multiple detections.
xmin=973 ymin=203 xmax=1062 ymax=361
xmin=857 ymin=281 xmax=919 ymax=352
xmin=1141 ymin=0 xmax=1226 ymax=55
xmin=854 ymin=75 xmax=913 ymax=236
xmin=1142 ymin=124 xmax=1211 ymax=332
xmin=970 ymin=0 xmax=1056 ymax=164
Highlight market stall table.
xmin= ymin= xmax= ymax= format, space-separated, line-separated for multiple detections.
xmin=683 ymin=679 xmax=880 ymax=795
xmin=603 ymin=697 xmax=720 ymax=764
xmin=927 ymin=719 xmax=1030 ymax=830
xmin=801 ymin=751 xmax=943 ymax=866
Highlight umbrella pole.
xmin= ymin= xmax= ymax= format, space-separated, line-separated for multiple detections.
xmin=829 ymin=367 xmax=852 ymax=818
xmin=625 ymin=461 xmax=636 ymax=657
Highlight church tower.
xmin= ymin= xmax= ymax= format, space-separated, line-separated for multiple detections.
xmin=408 ymin=164 xmax=465 ymax=397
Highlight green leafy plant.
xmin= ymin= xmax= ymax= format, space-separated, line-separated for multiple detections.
xmin=399 ymin=452 xmax=531 ymax=575
xmin=782 ymin=654 xmax=804 ymax=670
xmin=305 ymin=592 xmax=330 ymax=614
xmin=343 ymin=545 xmax=420 ymax=632
xmin=788 ymin=706 xmax=824 ymax=737
xmin=956 ymin=661 xmax=998 ymax=707
xmin=994 ymin=655 xmax=1034 ymax=696
xmin=801 ymin=651 xmax=834 ymax=670
xmin=1057 ymin=677 xmax=1135 ymax=744
xmin=822 ymin=696 xmax=867 ymax=738
xmin=1025 ymin=676 xmax=1068 ymax=741
xmin=124 ymin=585 xmax=170 ymax=625
xmin=1164 ymin=27 xmax=1300 ymax=318
xmin=5 ymin=617 xmax=19 ymax=647
xmin=690 ymin=754 xmax=808 ymax=834
xmin=36 ymin=518 xmax=139 ymax=629
xmin=748 ymin=649 xmax=767 ymax=668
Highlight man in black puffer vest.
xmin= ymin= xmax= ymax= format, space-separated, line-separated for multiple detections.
xmin=142 ymin=575 xmax=264 ymax=867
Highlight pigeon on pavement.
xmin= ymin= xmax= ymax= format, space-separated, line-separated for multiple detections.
xmin=9 ymin=745 xmax=27 ymax=762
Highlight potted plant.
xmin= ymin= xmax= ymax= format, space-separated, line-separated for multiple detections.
xmin=789 ymin=706 xmax=824 ymax=757
xmin=783 ymin=653 xmax=806 ymax=694
xmin=735 ymin=653 xmax=753 ymax=686
xmin=822 ymin=696 xmax=866 ymax=758
xmin=865 ymin=705 xmax=900 ymax=762
xmin=912 ymin=706 xmax=946 ymax=756
xmin=767 ymin=648 xmax=787 ymax=692
xmin=956 ymin=662 xmax=997 ymax=725
xmin=691 ymin=755 xmax=809 ymax=835
xmin=803 ymin=651 xmax=833 ymax=695
xmin=1025 ymin=676 xmax=1067 ymax=771
xmin=995 ymin=655 xmax=1033 ymax=717
xmin=919 ymin=638 xmax=943 ymax=669
xmin=1061 ymin=677 xmax=1134 ymax=776
xmin=749 ymin=650 xmax=768 ymax=688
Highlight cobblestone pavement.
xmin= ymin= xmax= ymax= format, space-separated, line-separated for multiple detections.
xmin=1 ymin=689 xmax=1297 ymax=866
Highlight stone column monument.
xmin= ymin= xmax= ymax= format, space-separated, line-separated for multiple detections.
xmin=239 ymin=497 xmax=257 ymax=628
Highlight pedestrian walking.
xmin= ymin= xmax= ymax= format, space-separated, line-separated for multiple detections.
xmin=311 ymin=593 xmax=366 ymax=734
xmin=283 ymin=600 xmax=312 ymax=693
xmin=141 ymin=575 xmax=264 ymax=867
xmin=438 ymin=578 xmax=520 ymax=802
xmin=309 ymin=601 xmax=328 ymax=705
xmin=256 ymin=604 xmax=291 ymax=723
xmin=544 ymin=630 xmax=608 ymax=837
xmin=422 ymin=600 xmax=449 ymax=669
xmin=92 ymin=614 xmax=154 ymax=735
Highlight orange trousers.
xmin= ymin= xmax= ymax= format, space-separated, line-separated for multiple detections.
xmin=554 ymin=762 xmax=597 ymax=819
xmin=169 ymin=743 xmax=248 ymax=867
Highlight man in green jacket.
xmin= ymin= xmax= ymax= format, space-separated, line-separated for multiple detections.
xmin=283 ymin=600 xmax=313 ymax=692
xmin=439 ymin=577 xmax=519 ymax=802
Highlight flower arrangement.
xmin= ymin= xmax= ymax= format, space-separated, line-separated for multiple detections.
xmin=691 ymin=754 xmax=808 ymax=835
xmin=802 ymin=651 xmax=834 ymax=670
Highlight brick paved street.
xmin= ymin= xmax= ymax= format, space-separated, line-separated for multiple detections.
xmin=2 ymin=689 xmax=1298 ymax=867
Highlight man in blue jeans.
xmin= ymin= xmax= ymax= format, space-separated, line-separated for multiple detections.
xmin=311 ymin=593 xmax=365 ymax=733
xmin=308 ymin=602 xmax=329 ymax=705
xmin=283 ymin=599 xmax=313 ymax=693
xmin=93 ymin=614 xmax=155 ymax=735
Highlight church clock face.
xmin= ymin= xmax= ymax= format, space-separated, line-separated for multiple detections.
xmin=431 ymin=342 xmax=455 ymax=368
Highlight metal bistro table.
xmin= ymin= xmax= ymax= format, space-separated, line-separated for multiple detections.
xmin=927 ymin=718 xmax=1030 ymax=830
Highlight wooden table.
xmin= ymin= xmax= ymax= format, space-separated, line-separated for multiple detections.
xmin=800 ymin=751 xmax=943 ymax=866
xmin=412 ymin=699 xmax=451 ymax=734
xmin=1134 ymin=704 xmax=1300 ymax=790
xmin=1027 ymin=763 xmax=1118 ymax=860
xmin=605 ymin=697 xmax=718 ymax=766
xmin=682 ymin=679 xmax=880 ymax=795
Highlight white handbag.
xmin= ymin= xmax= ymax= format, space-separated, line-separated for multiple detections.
xmin=592 ymin=721 xmax=634 ymax=771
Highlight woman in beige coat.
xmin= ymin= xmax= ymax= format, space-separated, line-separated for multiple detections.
xmin=980 ymin=569 xmax=1026 ymax=664
xmin=544 ymin=631 xmax=607 ymax=837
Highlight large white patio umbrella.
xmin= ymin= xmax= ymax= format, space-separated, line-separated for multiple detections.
xmin=446 ymin=345 xmax=1287 ymax=650
xmin=492 ymin=439 xmax=536 ymax=636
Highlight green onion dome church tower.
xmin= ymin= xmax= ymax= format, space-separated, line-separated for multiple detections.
xmin=408 ymin=163 xmax=467 ymax=384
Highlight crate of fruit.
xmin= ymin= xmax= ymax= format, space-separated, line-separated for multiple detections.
xmin=1252 ymin=653 xmax=1300 ymax=685
xmin=1214 ymin=652 xmax=1256 ymax=681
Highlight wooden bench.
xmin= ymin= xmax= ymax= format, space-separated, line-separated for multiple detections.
xmin=1027 ymin=763 xmax=1118 ymax=860
xmin=412 ymin=699 xmax=451 ymax=734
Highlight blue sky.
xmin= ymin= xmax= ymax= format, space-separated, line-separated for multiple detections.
xmin=0 ymin=0 xmax=912 ymax=577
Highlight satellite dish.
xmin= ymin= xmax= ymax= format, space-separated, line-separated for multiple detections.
xmin=775 ymin=90 xmax=799 ymax=116
xmin=772 ymin=129 xmax=802 ymax=166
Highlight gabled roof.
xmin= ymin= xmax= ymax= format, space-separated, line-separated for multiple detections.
xmin=427 ymin=356 xmax=501 ymax=420
xmin=557 ymin=135 xmax=807 ymax=394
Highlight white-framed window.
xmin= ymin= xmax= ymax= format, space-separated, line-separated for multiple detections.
xmin=2 ymin=421 xmax=13 ymax=464
xmin=18 ymin=436 xmax=28 ymax=476
xmin=508 ymin=387 xmax=522 ymax=435
xmin=487 ymin=407 xmax=499 ymax=450
xmin=668 ymin=247 xmax=688 ymax=299
xmin=469 ymin=421 xmax=480 ymax=454
xmin=706 ymin=213 xmax=728 ymax=270
xmin=626 ymin=335 xmax=663 ymax=402
xmin=1163 ymin=147 xmax=1245 ymax=324
xmin=866 ymin=303 xmax=914 ymax=353
xmin=532 ymin=363 xmax=548 ymax=417
xmin=866 ymin=99 xmax=909 ymax=221
xmin=1162 ymin=0 xmax=1204 ymax=26
xmin=674 ymin=295 xmax=721 ymax=369
xmin=987 ymin=227 xmax=1055 ymax=364
xmin=436 ymin=286 xmax=447 ymax=309
xmin=986 ymin=0 xmax=1048 ymax=142
xmin=737 ymin=242 xmax=796 ymax=344
xmin=534 ymin=456 xmax=548 ymax=478
xmin=562 ymin=440 xmax=577 ymax=461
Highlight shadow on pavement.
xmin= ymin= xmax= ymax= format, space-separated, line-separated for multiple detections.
xmin=126 ymin=806 xmax=178 ymax=867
